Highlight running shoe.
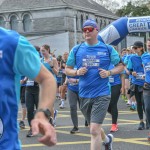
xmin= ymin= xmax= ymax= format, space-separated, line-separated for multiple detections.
xmin=103 ymin=134 xmax=114 ymax=150
xmin=59 ymin=102 xmax=65 ymax=109
xmin=19 ymin=121 xmax=25 ymax=129
xmin=137 ymin=122 xmax=145 ymax=130
xmin=70 ymin=127 xmax=79 ymax=134
xmin=110 ymin=124 xmax=118 ymax=132
xmin=26 ymin=129 xmax=33 ymax=137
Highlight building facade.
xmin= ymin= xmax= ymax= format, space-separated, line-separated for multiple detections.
xmin=0 ymin=0 xmax=118 ymax=56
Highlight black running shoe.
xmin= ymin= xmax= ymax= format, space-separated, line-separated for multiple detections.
xmin=137 ymin=122 xmax=145 ymax=130
xmin=70 ymin=127 xmax=79 ymax=134
xmin=26 ymin=129 xmax=33 ymax=137
xmin=19 ymin=121 xmax=25 ymax=129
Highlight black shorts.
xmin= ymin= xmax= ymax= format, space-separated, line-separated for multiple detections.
xmin=20 ymin=86 xmax=26 ymax=104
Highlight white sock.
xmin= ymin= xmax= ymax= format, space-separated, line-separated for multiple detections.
xmin=103 ymin=135 xmax=110 ymax=144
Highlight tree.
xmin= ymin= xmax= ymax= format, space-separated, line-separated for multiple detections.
xmin=116 ymin=1 xmax=150 ymax=17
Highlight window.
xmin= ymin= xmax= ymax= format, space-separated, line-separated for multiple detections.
xmin=23 ymin=14 xmax=31 ymax=32
xmin=81 ymin=15 xmax=83 ymax=30
xmin=0 ymin=16 xmax=5 ymax=27
xmin=10 ymin=15 xmax=18 ymax=31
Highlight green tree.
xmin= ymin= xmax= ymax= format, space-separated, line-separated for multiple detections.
xmin=116 ymin=1 xmax=150 ymax=17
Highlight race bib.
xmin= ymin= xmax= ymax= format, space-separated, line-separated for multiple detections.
xmin=136 ymin=72 xmax=144 ymax=80
xmin=145 ymin=64 xmax=150 ymax=73
xmin=82 ymin=55 xmax=100 ymax=69
xmin=109 ymin=76 xmax=114 ymax=83
xmin=26 ymin=80 xmax=34 ymax=86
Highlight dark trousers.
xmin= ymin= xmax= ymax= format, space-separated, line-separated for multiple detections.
xmin=134 ymin=85 xmax=145 ymax=120
xmin=108 ymin=84 xmax=121 ymax=124
xmin=143 ymin=89 xmax=150 ymax=125
xmin=67 ymin=89 xmax=80 ymax=128
xmin=25 ymin=90 xmax=39 ymax=126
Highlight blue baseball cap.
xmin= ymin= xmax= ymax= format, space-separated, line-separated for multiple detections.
xmin=82 ymin=19 xmax=98 ymax=30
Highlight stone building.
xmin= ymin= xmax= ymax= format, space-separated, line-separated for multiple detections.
xmin=0 ymin=0 xmax=117 ymax=56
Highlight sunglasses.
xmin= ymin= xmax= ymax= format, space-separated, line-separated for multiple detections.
xmin=82 ymin=27 xmax=95 ymax=33
xmin=134 ymin=47 xmax=141 ymax=49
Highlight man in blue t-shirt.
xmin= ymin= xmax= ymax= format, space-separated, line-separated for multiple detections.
xmin=65 ymin=19 xmax=124 ymax=150
xmin=0 ymin=27 xmax=57 ymax=149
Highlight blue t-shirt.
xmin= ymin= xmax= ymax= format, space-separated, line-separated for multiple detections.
xmin=66 ymin=41 xmax=121 ymax=98
xmin=0 ymin=27 xmax=41 ymax=150
xmin=127 ymin=54 xmax=144 ymax=86
xmin=141 ymin=52 xmax=150 ymax=84
xmin=108 ymin=64 xmax=121 ymax=86
xmin=41 ymin=56 xmax=56 ymax=80
xmin=67 ymin=76 xmax=79 ymax=92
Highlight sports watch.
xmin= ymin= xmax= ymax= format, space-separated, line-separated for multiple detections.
xmin=35 ymin=108 xmax=54 ymax=125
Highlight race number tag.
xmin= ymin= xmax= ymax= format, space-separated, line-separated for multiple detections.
xmin=145 ymin=63 xmax=150 ymax=73
xmin=136 ymin=72 xmax=144 ymax=80
xmin=109 ymin=76 xmax=114 ymax=83
xmin=82 ymin=55 xmax=100 ymax=69
xmin=26 ymin=80 xmax=34 ymax=86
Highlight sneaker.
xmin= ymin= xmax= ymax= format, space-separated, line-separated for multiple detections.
xmin=126 ymin=100 xmax=131 ymax=106
xmin=130 ymin=104 xmax=136 ymax=111
xmin=70 ymin=127 xmax=79 ymax=134
xmin=146 ymin=120 xmax=150 ymax=130
xmin=110 ymin=124 xmax=118 ymax=132
xmin=59 ymin=102 xmax=64 ymax=109
xmin=148 ymin=133 xmax=150 ymax=141
xmin=137 ymin=122 xmax=145 ymax=130
xmin=103 ymin=134 xmax=114 ymax=150
xmin=19 ymin=121 xmax=25 ymax=129
xmin=26 ymin=129 xmax=33 ymax=137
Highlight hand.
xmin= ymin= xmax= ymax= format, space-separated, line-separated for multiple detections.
xmin=31 ymin=118 xmax=57 ymax=147
xmin=120 ymin=87 xmax=125 ymax=95
xmin=77 ymin=67 xmax=87 ymax=76
xmin=99 ymin=69 xmax=110 ymax=78
xmin=132 ymin=71 xmax=137 ymax=77
xmin=68 ymin=78 xmax=77 ymax=84
xmin=47 ymin=59 xmax=54 ymax=67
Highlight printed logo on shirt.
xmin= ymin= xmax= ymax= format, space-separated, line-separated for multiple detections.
xmin=97 ymin=52 xmax=107 ymax=56
xmin=82 ymin=55 xmax=100 ymax=68
xmin=145 ymin=63 xmax=150 ymax=72
xmin=0 ymin=118 xmax=4 ymax=139
xmin=0 ymin=51 xmax=3 ymax=58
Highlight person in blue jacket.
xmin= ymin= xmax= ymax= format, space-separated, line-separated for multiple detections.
xmin=65 ymin=19 xmax=124 ymax=150
xmin=0 ymin=27 xmax=57 ymax=149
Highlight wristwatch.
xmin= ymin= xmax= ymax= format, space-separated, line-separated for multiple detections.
xmin=35 ymin=108 xmax=51 ymax=121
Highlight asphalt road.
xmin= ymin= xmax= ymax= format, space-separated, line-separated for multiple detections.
xmin=19 ymin=97 xmax=150 ymax=150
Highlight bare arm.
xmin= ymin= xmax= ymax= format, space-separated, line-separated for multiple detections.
xmin=52 ymin=58 xmax=59 ymax=75
xmin=35 ymin=64 xmax=57 ymax=114
xmin=31 ymin=64 xmax=57 ymax=147
xmin=100 ymin=63 xmax=124 ymax=78
xmin=65 ymin=66 xmax=88 ymax=76
xmin=65 ymin=66 xmax=77 ymax=76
